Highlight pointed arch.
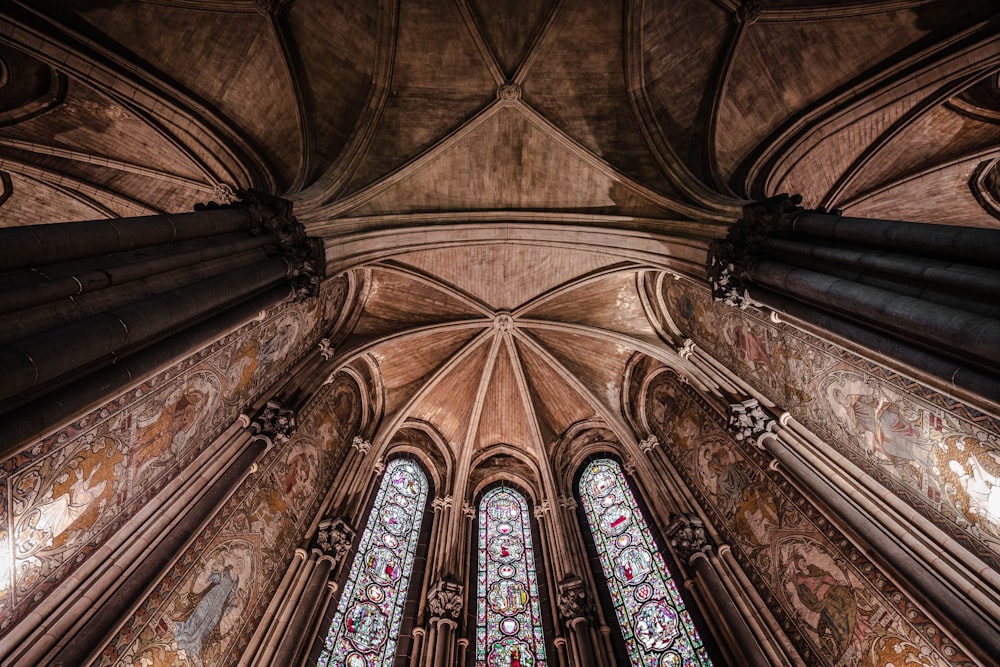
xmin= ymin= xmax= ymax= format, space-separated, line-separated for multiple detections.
xmin=317 ymin=458 xmax=430 ymax=666
xmin=475 ymin=485 xmax=549 ymax=667
xmin=577 ymin=458 xmax=714 ymax=667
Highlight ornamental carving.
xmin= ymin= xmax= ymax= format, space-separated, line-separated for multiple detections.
xmin=317 ymin=338 xmax=334 ymax=360
xmin=638 ymin=435 xmax=659 ymax=453
xmin=497 ymin=82 xmax=521 ymax=102
xmin=432 ymin=495 xmax=453 ymax=512
xmin=250 ymin=399 xmax=297 ymax=444
xmin=236 ymin=190 xmax=327 ymax=301
xmin=351 ymin=436 xmax=372 ymax=454
xmin=557 ymin=577 xmax=593 ymax=622
xmin=427 ymin=579 xmax=464 ymax=621
xmin=315 ymin=517 xmax=355 ymax=563
xmin=707 ymin=193 xmax=803 ymax=308
xmin=726 ymin=398 xmax=776 ymax=446
xmin=666 ymin=514 xmax=710 ymax=564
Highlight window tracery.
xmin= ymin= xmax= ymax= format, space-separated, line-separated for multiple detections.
xmin=317 ymin=458 xmax=428 ymax=667
xmin=578 ymin=459 xmax=713 ymax=667
xmin=476 ymin=487 xmax=548 ymax=667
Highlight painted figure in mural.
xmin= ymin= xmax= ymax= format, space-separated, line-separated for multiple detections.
xmin=787 ymin=552 xmax=858 ymax=660
xmin=949 ymin=446 xmax=1000 ymax=526
xmin=724 ymin=321 xmax=772 ymax=373
xmin=259 ymin=319 xmax=297 ymax=369
xmin=174 ymin=564 xmax=239 ymax=663
xmin=732 ymin=484 xmax=779 ymax=547
xmin=700 ymin=441 xmax=752 ymax=508
xmin=32 ymin=465 xmax=106 ymax=548
xmin=832 ymin=389 xmax=935 ymax=478
xmin=130 ymin=382 xmax=209 ymax=474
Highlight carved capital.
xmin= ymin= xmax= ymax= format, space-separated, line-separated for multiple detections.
xmin=667 ymin=514 xmax=710 ymax=564
xmin=432 ymin=495 xmax=453 ymax=512
xmin=638 ymin=435 xmax=660 ymax=454
xmin=250 ymin=399 xmax=297 ymax=444
xmin=317 ymin=337 xmax=334 ymax=360
xmin=351 ymin=436 xmax=372 ymax=454
xmin=315 ymin=517 xmax=355 ymax=565
xmin=232 ymin=190 xmax=327 ymax=301
xmin=726 ymin=398 xmax=776 ymax=447
xmin=462 ymin=502 xmax=476 ymax=519
xmin=427 ymin=579 xmax=464 ymax=621
xmin=676 ymin=338 xmax=695 ymax=359
xmin=557 ymin=577 xmax=593 ymax=622
xmin=533 ymin=500 xmax=551 ymax=519
xmin=708 ymin=193 xmax=803 ymax=308
xmin=557 ymin=495 xmax=577 ymax=510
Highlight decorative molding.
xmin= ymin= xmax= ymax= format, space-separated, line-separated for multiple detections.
xmin=726 ymin=398 xmax=776 ymax=448
xmin=250 ymin=399 xmax=297 ymax=444
xmin=314 ymin=517 xmax=355 ymax=565
xmin=557 ymin=577 xmax=593 ymax=622
xmin=666 ymin=514 xmax=710 ymax=564
xmin=427 ymin=579 xmax=464 ymax=621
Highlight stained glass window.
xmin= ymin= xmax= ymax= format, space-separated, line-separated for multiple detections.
xmin=578 ymin=459 xmax=713 ymax=667
xmin=476 ymin=487 xmax=548 ymax=667
xmin=317 ymin=459 xmax=428 ymax=667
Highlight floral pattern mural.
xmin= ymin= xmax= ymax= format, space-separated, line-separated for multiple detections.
xmin=98 ymin=372 xmax=361 ymax=667
xmin=0 ymin=277 xmax=349 ymax=636
xmin=661 ymin=278 xmax=1000 ymax=567
xmin=645 ymin=371 xmax=973 ymax=666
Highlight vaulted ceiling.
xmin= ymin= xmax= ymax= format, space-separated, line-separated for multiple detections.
xmin=2 ymin=0 xmax=999 ymax=479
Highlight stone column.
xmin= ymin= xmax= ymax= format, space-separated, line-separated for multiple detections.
xmin=266 ymin=517 xmax=355 ymax=666
xmin=721 ymin=399 xmax=1000 ymax=661
xmin=26 ymin=399 xmax=294 ymax=667
xmin=707 ymin=194 xmax=1000 ymax=399
xmin=425 ymin=578 xmax=463 ymax=667
xmin=0 ymin=191 xmax=326 ymax=457
xmin=557 ymin=577 xmax=597 ymax=667
xmin=665 ymin=514 xmax=770 ymax=667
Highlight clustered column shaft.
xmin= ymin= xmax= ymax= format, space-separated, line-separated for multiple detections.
xmin=0 ymin=191 xmax=326 ymax=457
xmin=708 ymin=195 xmax=1000 ymax=400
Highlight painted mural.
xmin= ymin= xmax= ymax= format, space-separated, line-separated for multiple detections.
xmin=645 ymin=372 xmax=972 ymax=666
xmin=97 ymin=372 xmax=361 ymax=667
xmin=661 ymin=278 xmax=1000 ymax=567
xmin=0 ymin=277 xmax=349 ymax=636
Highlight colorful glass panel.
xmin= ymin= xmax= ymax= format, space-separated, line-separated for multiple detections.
xmin=579 ymin=459 xmax=713 ymax=667
xmin=318 ymin=459 xmax=428 ymax=667
xmin=476 ymin=487 xmax=548 ymax=667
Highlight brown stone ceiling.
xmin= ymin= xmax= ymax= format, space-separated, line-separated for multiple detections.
xmin=333 ymin=258 xmax=673 ymax=467
xmin=2 ymin=0 xmax=1000 ymax=472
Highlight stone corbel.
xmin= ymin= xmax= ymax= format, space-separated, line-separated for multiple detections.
xmin=666 ymin=514 xmax=711 ymax=565
xmin=726 ymin=398 xmax=776 ymax=448
xmin=427 ymin=578 xmax=464 ymax=621
xmin=557 ymin=576 xmax=593 ymax=623
xmin=314 ymin=517 xmax=355 ymax=566
xmin=250 ymin=399 xmax=297 ymax=446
